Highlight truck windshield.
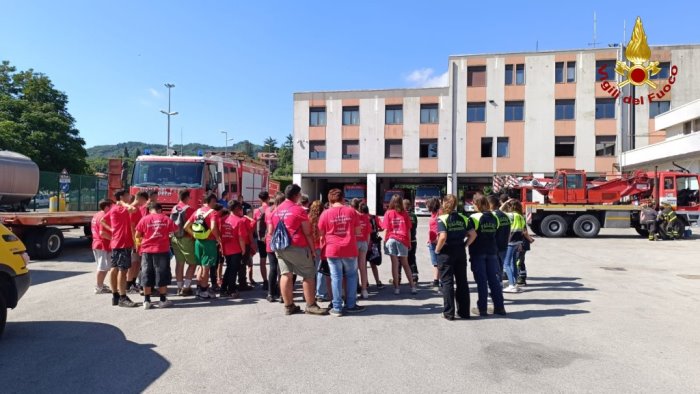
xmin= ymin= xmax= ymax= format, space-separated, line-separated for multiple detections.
xmin=132 ymin=161 xmax=204 ymax=188
xmin=676 ymin=176 xmax=699 ymax=206
xmin=345 ymin=188 xmax=365 ymax=199
xmin=416 ymin=187 xmax=440 ymax=198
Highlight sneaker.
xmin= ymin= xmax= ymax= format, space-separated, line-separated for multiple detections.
xmin=266 ymin=294 xmax=278 ymax=303
xmin=111 ymin=296 xmax=119 ymax=306
xmin=249 ymin=279 xmax=258 ymax=286
xmin=94 ymin=286 xmax=111 ymax=295
xmin=315 ymin=296 xmax=328 ymax=303
xmin=376 ymin=281 xmax=385 ymax=290
xmin=329 ymin=308 xmax=343 ymax=317
xmin=503 ymin=285 xmax=522 ymax=293
xmin=158 ymin=300 xmax=173 ymax=308
xmin=118 ymin=297 xmax=138 ymax=308
xmin=176 ymin=288 xmax=183 ymax=296
xmin=442 ymin=313 xmax=455 ymax=321
xmin=516 ymin=278 xmax=527 ymax=286
xmin=394 ymin=288 xmax=400 ymax=295
xmin=346 ymin=304 xmax=366 ymax=313
xmin=181 ymin=287 xmax=193 ymax=296
xmin=360 ymin=289 xmax=369 ymax=299
xmin=207 ymin=288 xmax=217 ymax=298
xmin=262 ymin=281 xmax=269 ymax=291
xmin=197 ymin=289 xmax=211 ymax=299
xmin=127 ymin=286 xmax=140 ymax=295
xmin=471 ymin=307 xmax=488 ymax=317
xmin=284 ymin=304 xmax=302 ymax=315
xmin=411 ymin=287 xmax=418 ymax=295
xmin=220 ymin=291 xmax=232 ymax=298
xmin=432 ymin=280 xmax=440 ymax=288
xmin=143 ymin=301 xmax=152 ymax=310
xmin=493 ymin=308 xmax=507 ymax=316
xmin=304 ymin=303 xmax=329 ymax=316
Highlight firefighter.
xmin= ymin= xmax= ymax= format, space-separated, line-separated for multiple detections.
xmin=659 ymin=203 xmax=681 ymax=240
xmin=639 ymin=201 xmax=658 ymax=241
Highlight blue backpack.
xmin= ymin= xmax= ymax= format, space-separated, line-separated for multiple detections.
xmin=271 ymin=213 xmax=292 ymax=252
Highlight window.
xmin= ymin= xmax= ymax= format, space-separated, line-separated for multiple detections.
xmin=684 ymin=121 xmax=692 ymax=135
xmin=385 ymin=105 xmax=403 ymax=125
xmin=419 ymin=139 xmax=438 ymax=158
xmin=650 ymin=62 xmax=670 ymax=80
xmin=566 ymin=61 xmax=576 ymax=82
xmin=505 ymin=101 xmax=524 ymax=121
xmin=420 ymin=104 xmax=439 ymax=124
xmin=555 ymin=62 xmax=564 ymax=83
xmin=596 ymin=60 xmax=616 ymax=81
xmin=649 ymin=101 xmax=670 ymax=118
xmin=309 ymin=107 xmax=326 ymax=126
xmin=515 ymin=64 xmax=525 ymax=85
xmin=342 ymin=140 xmax=359 ymax=159
xmin=555 ymin=136 xmax=575 ymax=157
xmin=385 ymin=139 xmax=402 ymax=159
xmin=342 ymin=106 xmax=359 ymax=125
xmin=505 ymin=65 xmax=513 ymax=85
xmin=467 ymin=102 xmax=486 ymax=122
xmin=467 ymin=66 xmax=486 ymax=86
xmin=595 ymin=99 xmax=616 ymax=119
xmin=309 ymin=141 xmax=326 ymax=159
xmin=497 ymin=137 xmax=509 ymax=157
xmin=481 ymin=137 xmax=493 ymax=158
xmin=566 ymin=174 xmax=583 ymax=189
xmin=555 ymin=99 xmax=576 ymax=120
xmin=595 ymin=136 xmax=616 ymax=157
xmin=664 ymin=177 xmax=674 ymax=190
xmin=556 ymin=61 xmax=576 ymax=83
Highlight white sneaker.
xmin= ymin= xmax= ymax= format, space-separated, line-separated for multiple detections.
xmin=94 ymin=286 xmax=111 ymax=295
xmin=503 ymin=285 xmax=522 ymax=293
xmin=158 ymin=300 xmax=172 ymax=308
xmin=197 ymin=289 xmax=210 ymax=299
xmin=361 ymin=289 xmax=369 ymax=299
xmin=411 ymin=286 xmax=418 ymax=295
xmin=143 ymin=301 xmax=152 ymax=310
xmin=207 ymin=288 xmax=217 ymax=298
xmin=394 ymin=288 xmax=400 ymax=295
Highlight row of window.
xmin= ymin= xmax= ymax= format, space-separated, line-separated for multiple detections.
xmin=311 ymin=100 xmax=670 ymax=127
xmin=308 ymin=135 xmax=617 ymax=160
xmin=465 ymin=61 xmax=671 ymax=87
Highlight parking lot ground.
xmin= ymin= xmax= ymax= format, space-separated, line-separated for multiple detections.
xmin=1 ymin=219 xmax=699 ymax=393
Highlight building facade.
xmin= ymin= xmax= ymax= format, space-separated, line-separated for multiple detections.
xmin=293 ymin=45 xmax=700 ymax=213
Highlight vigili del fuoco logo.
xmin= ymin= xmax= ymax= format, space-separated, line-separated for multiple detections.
xmin=599 ymin=16 xmax=678 ymax=105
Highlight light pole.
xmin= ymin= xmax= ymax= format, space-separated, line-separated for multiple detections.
xmin=161 ymin=83 xmax=178 ymax=156
xmin=220 ymin=130 xmax=228 ymax=157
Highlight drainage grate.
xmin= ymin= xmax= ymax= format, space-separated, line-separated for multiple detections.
xmin=678 ymin=274 xmax=700 ymax=280
xmin=600 ymin=267 xmax=627 ymax=271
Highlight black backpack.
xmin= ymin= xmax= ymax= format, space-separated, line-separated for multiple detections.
xmin=255 ymin=207 xmax=267 ymax=240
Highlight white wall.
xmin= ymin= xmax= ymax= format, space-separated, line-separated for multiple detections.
xmin=575 ymin=52 xmax=596 ymax=171
xmin=325 ymin=99 xmax=342 ymax=173
xmin=671 ymin=49 xmax=700 ymax=108
xmin=454 ymin=59 xmax=467 ymax=173
xmin=293 ymin=100 xmax=309 ymax=174
xmin=524 ymin=54 xmax=555 ymax=173
xmin=402 ymin=96 xmax=420 ymax=173
xmin=486 ymin=57 xmax=505 ymax=173
xmin=438 ymin=95 xmax=452 ymax=173
xmin=359 ymin=97 xmax=384 ymax=174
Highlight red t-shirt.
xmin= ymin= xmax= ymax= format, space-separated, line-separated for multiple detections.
xmin=91 ymin=211 xmax=110 ymax=251
xmin=190 ymin=206 xmax=218 ymax=241
xmin=318 ymin=205 xmax=360 ymax=258
xmin=136 ymin=213 xmax=177 ymax=254
xmin=242 ymin=216 xmax=253 ymax=246
xmin=265 ymin=206 xmax=274 ymax=253
xmin=140 ymin=204 xmax=149 ymax=218
xmin=109 ymin=205 xmax=134 ymax=249
xmin=358 ymin=213 xmax=371 ymax=243
xmin=429 ymin=212 xmax=439 ymax=244
xmin=271 ymin=200 xmax=309 ymax=248
xmin=219 ymin=214 xmax=246 ymax=256
xmin=171 ymin=202 xmax=193 ymax=239
xmin=382 ymin=209 xmax=412 ymax=247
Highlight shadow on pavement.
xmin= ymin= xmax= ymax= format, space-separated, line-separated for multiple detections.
xmin=360 ymin=303 xmax=441 ymax=316
xmin=29 ymin=269 xmax=87 ymax=286
xmin=505 ymin=298 xmax=590 ymax=306
xmin=505 ymin=308 xmax=590 ymax=320
xmin=526 ymin=277 xmax=582 ymax=281
xmin=172 ymin=296 xmax=261 ymax=309
xmin=524 ymin=281 xmax=585 ymax=288
xmin=0 ymin=321 xmax=169 ymax=392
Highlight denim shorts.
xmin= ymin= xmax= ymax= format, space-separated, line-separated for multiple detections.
xmin=141 ymin=252 xmax=172 ymax=287
xmin=384 ymin=238 xmax=408 ymax=257
xmin=357 ymin=241 xmax=368 ymax=254
xmin=111 ymin=248 xmax=132 ymax=271
xmin=427 ymin=243 xmax=438 ymax=266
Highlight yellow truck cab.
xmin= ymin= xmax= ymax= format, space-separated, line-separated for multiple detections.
xmin=0 ymin=222 xmax=31 ymax=338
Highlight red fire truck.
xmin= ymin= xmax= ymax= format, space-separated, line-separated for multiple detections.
xmin=130 ymin=153 xmax=270 ymax=212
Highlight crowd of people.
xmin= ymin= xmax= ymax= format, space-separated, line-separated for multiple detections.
xmin=90 ymin=184 xmax=534 ymax=319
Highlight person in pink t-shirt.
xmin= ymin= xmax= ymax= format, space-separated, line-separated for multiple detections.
xmin=382 ymin=194 xmax=417 ymax=295
xmin=427 ymin=197 xmax=442 ymax=288
xmin=352 ymin=199 xmax=372 ymax=300
xmin=318 ymin=189 xmax=365 ymax=316
xmin=91 ymin=199 xmax=114 ymax=295
xmin=264 ymin=192 xmax=284 ymax=302
xmin=135 ymin=202 xmax=177 ymax=309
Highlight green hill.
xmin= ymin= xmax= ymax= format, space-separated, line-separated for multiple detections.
xmin=87 ymin=140 xmax=263 ymax=158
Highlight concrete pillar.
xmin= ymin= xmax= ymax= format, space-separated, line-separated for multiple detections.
xmin=293 ymin=173 xmax=302 ymax=187
xmin=447 ymin=174 xmax=455 ymax=197
xmin=367 ymin=173 xmax=377 ymax=215
xmin=532 ymin=173 xmax=545 ymax=203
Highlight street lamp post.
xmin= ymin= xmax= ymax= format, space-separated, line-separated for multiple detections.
xmin=220 ymin=130 xmax=228 ymax=157
xmin=161 ymin=83 xmax=178 ymax=156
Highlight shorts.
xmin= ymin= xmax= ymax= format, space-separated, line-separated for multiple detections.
xmin=194 ymin=239 xmax=218 ymax=267
xmin=141 ymin=252 xmax=172 ymax=288
xmin=257 ymin=241 xmax=268 ymax=259
xmin=427 ymin=243 xmax=438 ymax=266
xmin=93 ymin=249 xmax=111 ymax=272
xmin=111 ymin=248 xmax=132 ymax=271
xmin=276 ymin=246 xmax=316 ymax=279
xmin=384 ymin=238 xmax=408 ymax=257
xmin=244 ymin=245 xmax=254 ymax=267
xmin=171 ymin=236 xmax=196 ymax=265
xmin=357 ymin=241 xmax=368 ymax=254
xmin=131 ymin=249 xmax=141 ymax=264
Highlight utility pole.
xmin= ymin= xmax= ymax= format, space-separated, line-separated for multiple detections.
xmin=221 ymin=131 xmax=228 ymax=157
xmin=160 ymin=83 xmax=178 ymax=156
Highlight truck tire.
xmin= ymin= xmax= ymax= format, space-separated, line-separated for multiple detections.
xmin=573 ymin=214 xmax=601 ymax=238
xmin=22 ymin=229 xmax=40 ymax=260
xmin=36 ymin=227 xmax=64 ymax=260
xmin=634 ymin=226 xmax=649 ymax=238
xmin=0 ymin=291 xmax=7 ymax=339
xmin=530 ymin=221 xmax=543 ymax=236
xmin=540 ymin=215 xmax=568 ymax=238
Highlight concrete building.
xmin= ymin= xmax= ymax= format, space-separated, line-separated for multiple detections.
xmin=293 ymin=45 xmax=700 ymax=214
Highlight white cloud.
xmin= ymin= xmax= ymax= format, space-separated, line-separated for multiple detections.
xmin=148 ymin=88 xmax=161 ymax=98
xmin=405 ymin=68 xmax=448 ymax=88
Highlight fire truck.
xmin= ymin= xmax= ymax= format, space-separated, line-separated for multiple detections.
xmin=130 ymin=152 xmax=270 ymax=212
xmin=500 ymin=169 xmax=699 ymax=238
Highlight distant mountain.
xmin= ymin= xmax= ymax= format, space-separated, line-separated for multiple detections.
xmin=87 ymin=140 xmax=264 ymax=158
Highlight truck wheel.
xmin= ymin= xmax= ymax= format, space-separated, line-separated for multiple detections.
xmin=573 ymin=215 xmax=601 ymax=238
xmin=0 ymin=291 xmax=6 ymax=339
xmin=530 ymin=221 xmax=543 ymax=236
xmin=36 ymin=227 xmax=64 ymax=260
xmin=540 ymin=215 xmax=568 ymax=238
xmin=634 ymin=226 xmax=649 ymax=238
xmin=22 ymin=229 xmax=40 ymax=260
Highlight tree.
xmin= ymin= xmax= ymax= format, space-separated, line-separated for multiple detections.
xmin=0 ymin=61 xmax=88 ymax=173
xmin=263 ymin=136 xmax=278 ymax=153
xmin=123 ymin=146 xmax=129 ymax=158
xmin=135 ymin=148 xmax=141 ymax=157
xmin=274 ymin=133 xmax=293 ymax=177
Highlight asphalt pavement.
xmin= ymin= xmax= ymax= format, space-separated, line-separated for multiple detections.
xmin=1 ymin=218 xmax=699 ymax=393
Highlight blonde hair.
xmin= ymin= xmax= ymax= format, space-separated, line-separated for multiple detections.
xmin=308 ymin=200 xmax=324 ymax=242
xmin=442 ymin=194 xmax=457 ymax=214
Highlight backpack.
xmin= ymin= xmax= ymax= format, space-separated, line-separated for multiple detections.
xmin=170 ymin=205 xmax=188 ymax=238
xmin=255 ymin=207 xmax=267 ymax=240
xmin=270 ymin=214 xmax=291 ymax=252
xmin=191 ymin=208 xmax=214 ymax=240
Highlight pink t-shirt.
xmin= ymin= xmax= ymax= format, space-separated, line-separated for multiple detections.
xmin=136 ymin=213 xmax=177 ymax=254
xmin=91 ymin=211 xmax=110 ymax=251
xmin=109 ymin=205 xmax=134 ymax=250
xmin=318 ymin=206 xmax=360 ymax=258
xmin=265 ymin=206 xmax=274 ymax=253
xmin=358 ymin=213 xmax=371 ymax=243
xmin=382 ymin=209 xmax=412 ymax=248
xmin=429 ymin=212 xmax=439 ymax=244
xmin=271 ymin=200 xmax=309 ymax=248
xmin=219 ymin=214 xmax=247 ymax=256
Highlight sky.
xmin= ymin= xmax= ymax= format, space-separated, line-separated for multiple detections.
xmin=2 ymin=0 xmax=699 ymax=149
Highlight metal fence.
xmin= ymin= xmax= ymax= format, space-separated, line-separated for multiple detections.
xmin=31 ymin=171 xmax=108 ymax=212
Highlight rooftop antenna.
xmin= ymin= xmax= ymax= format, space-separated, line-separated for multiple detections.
xmin=588 ymin=11 xmax=599 ymax=48
xmin=535 ymin=40 xmax=539 ymax=52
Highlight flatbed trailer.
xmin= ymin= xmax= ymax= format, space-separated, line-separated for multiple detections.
xmin=0 ymin=211 xmax=95 ymax=259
